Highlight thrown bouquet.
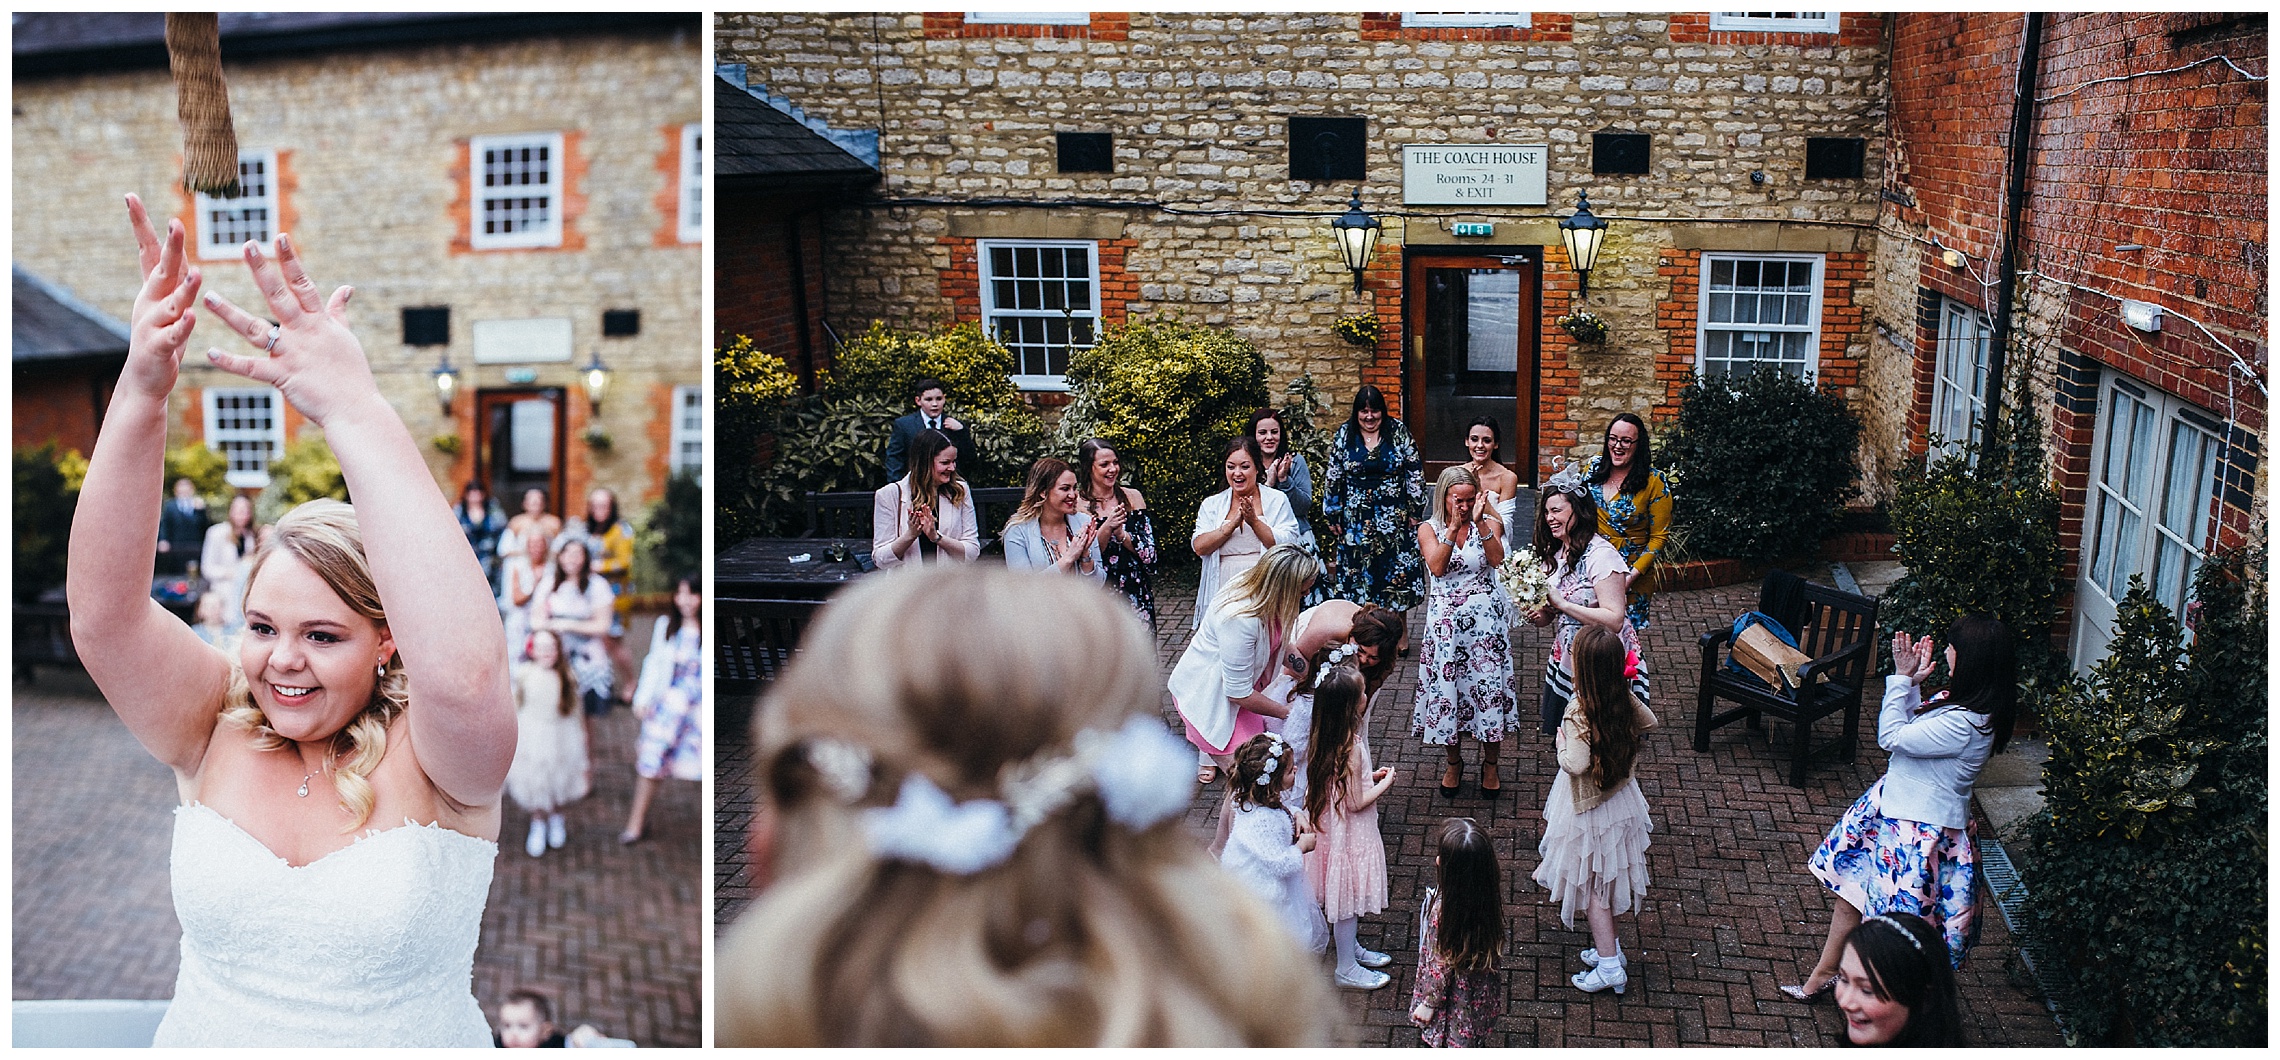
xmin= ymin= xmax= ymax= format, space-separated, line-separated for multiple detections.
xmin=1496 ymin=545 xmax=1553 ymax=613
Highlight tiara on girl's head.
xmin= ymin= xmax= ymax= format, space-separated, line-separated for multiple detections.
xmin=1865 ymin=914 xmax=1925 ymax=953
xmin=1314 ymin=641 xmax=1360 ymax=686
xmin=823 ymin=715 xmax=1195 ymax=876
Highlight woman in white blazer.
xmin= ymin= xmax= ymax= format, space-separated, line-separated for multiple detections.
xmin=1192 ymin=436 xmax=1300 ymax=630
xmin=1781 ymin=614 xmax=2016 ymax=1001
xmin=872 ymin=429 xmax=980 ymax=568
xmin=1168 ymin=543 xmax=1316 ymax=795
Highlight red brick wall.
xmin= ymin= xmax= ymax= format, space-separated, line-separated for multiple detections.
xmin=922 ymin=12 xmax=1128 ymax=40
xmin=1538 ymin=244 xmax=1582 ymax=476
xmin=12 ymin=371 xmax=113 ymax=454
xmin=715 ymin=195 xmax=832 ymax=385
xmin=2026 ymin=13 xmax=2268 ymax=549
xmin=1359 ymin=244 xmax=1405 ymax=418
xmin=652 ymin=123 xmax=693 ymax=249
xmin=935 ymin=236 xmax=1137 ymax=333
xmin=1669 ymin=11 xmax=1882 ymax=48
xmin=1358 ymin=13 xmax=1572 ymax=43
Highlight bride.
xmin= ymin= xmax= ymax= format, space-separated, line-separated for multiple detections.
xmin=67 ymin=196 xmax=515 ymax=1046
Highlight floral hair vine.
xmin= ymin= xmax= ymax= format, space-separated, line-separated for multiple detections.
xmin=1315 ymin=641 xmax=1360 ymax=686
xmin=1256 ymin=733 xmax=1287 ymax=788
xmin=844 ymin=715 xmax=1196 ymax=876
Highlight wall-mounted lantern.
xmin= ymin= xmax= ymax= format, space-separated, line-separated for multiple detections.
xmin=1558 ymin=189 xmax=1610 ymax=299
xmin=430 ymin=352 xmax=460 ymax=415
xmin=581 ymin=350 xmax=613 ymax=414
xmin=1331 ymin=190 xmax=1382 ymax=295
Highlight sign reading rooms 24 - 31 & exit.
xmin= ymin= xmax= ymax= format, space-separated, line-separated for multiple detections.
xmin=1401 ymin=145 xmax=1549 ymax=206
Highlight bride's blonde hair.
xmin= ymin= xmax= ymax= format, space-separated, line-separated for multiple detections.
xmin=720 ymin=565 xmax=1339 ymax=1046
xmin=217 ymin=500 xmax=406 ymax=831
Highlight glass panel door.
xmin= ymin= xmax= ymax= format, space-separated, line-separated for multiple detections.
xmin=2070 ymin=376 xmax=2224 ymax=671
xmin=476 ymin=388 xmax=565 ymax=517
xmin=1406 ymin=252 xmax=1539 ymax=484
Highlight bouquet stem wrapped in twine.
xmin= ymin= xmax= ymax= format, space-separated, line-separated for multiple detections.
xmin=167 ymin=13 xmax=241 ymax=198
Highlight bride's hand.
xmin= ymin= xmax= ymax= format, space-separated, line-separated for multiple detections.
xmin=121 ymin=194 xmax=205 ymax=401
xmin=199 ymin=234 xmax=374 ymax=427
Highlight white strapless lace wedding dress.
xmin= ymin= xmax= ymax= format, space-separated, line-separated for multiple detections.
xmin=153 ymin=803 xmax=498 ymax=1047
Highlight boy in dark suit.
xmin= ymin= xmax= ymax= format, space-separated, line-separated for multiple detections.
xmin=883 ymin=377 xmax=975 ymax=483
xmin=156 ymin=476 xmax=209 ymax=575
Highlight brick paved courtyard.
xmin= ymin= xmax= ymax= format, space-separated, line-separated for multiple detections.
xmin=13 ymin=616 xmax=702 ymax=1048
xmin=718 ymin=569 xmax=2061 ymax=1046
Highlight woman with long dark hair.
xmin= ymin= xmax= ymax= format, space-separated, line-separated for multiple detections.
xmin=872 ymin=428 xmax=980 ymax=567
xmin=1584 ymin=414 xmax=1674 ymax=628
xmin=1781 ymin=615 xmax=2016 ymax=1001
xmin=1459 ymin=417 xmax=1522 ymax=548
xmin=1076 ymin=438 xmax=1157 ymax=626
xmin=1320 ymin=386 xmax=1426 ymax=640
xmin=1251 ymin=408 xmax=1326 ymax=606
xmin=1525 ymin=481 xmax=1650 ymax=736
xmin=621 ymin=573 xmax=703 ymax=844
xmin=1830 ymin=912 xmax=1965 ymax=1046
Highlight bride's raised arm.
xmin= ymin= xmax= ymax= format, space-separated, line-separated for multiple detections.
xmin=200 ymin=230 xmax=515 ymax=808
xmin=67 ymin=195 xmax=235 ymax=775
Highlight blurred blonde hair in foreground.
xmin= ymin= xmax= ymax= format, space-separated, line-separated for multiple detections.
xmin=718 ymin=565 xmax=1339 ymax=1046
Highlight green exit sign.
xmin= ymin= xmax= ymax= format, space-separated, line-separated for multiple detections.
xmin=1452 ymin=222 xmax=1494 ymax=237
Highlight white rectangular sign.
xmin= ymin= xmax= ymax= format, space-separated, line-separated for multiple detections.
xmin=472 ymin=317 xmax=574 ymax=364
xmin=1402 ymin=144 xmax=1549 ymax=206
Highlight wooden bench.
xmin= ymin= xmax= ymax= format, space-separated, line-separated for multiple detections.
xmin=715 ymin=595 xmax=825 ymax=738
xmin=1691 ymin=569 xmax=1879 ymax=788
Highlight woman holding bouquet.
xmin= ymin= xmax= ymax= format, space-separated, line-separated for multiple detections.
xmin=1412 ymin=467 xmax=1517 ymax=798
xmin=1527 ymin=480 xmax=1650 ymax=736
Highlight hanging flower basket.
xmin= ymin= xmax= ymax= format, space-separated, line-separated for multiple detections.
xmin=1557 ymin=310 xmax=1609 ymax=344
xmin=1333 ymin=312 xmax=1382 ymax=348
xmin=429 ymin=433 xmax=463 ymax=456
xmin=582 ymin=426 xmax=614 ymax=451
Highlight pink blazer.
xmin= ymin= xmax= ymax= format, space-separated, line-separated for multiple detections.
xmin=871 ymin=480 xmax=980 ymax=567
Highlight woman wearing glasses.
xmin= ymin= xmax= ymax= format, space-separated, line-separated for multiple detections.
xmin=1583 ymin=414 xmax=1674 ymax=629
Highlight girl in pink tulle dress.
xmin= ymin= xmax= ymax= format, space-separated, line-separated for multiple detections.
xmin=1301 ymin=660 xmax=1398 ymax=991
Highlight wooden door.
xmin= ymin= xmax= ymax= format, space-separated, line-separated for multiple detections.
xmin=1404 ymin=251 xmax=1541 ymax=485
xmin=475 ymin=387 xmax=567 ymax=517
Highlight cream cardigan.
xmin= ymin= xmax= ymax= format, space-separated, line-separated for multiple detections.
xmin=1556 ymin=694 xmax=1659 ymax=813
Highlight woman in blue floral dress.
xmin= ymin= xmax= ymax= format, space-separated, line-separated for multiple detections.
xmin=1781 ymin=615 xmax=2015 ymax=1001
xmin=1583 ymin=414 xmax=1674 ymax=629
xmin=1412 ymin=467 xmax=1517 ymax=797
xmin=1322 ymin=386 xmax=1427 ymax=631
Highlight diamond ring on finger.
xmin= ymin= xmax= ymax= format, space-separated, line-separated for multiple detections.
xmin=264 ymin=323 xmax=281 ymax=351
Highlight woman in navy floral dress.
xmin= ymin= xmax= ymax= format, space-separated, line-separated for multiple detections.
xmin=1322 ymin=386 xmax=1427 ymax=626
xmin=1076 ymin=438 xmax=1158 ymax=628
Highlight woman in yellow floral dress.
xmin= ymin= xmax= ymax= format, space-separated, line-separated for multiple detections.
xmin=1583 ymin=414 xmax=1674 ymax=629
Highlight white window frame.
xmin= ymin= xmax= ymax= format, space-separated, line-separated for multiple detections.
xmin=1929 ymin=297 xmax=1993 ymax=462
xmin=470 ymin=132 xmax=565 ymax=250
xmin=193 ymin=149 xmax=280 ymax=261
xmin=2075 ymin=374 xmax=2224 ymax=667
xmin=677 ymin=123 xmax=702 ymax=245
xmin=202 ymin=386 xmax=286 ymax=489
xmin=671 ymin=383 xmax=704 ymax=480
xmin=1696 ymin=252 xmax=1824 ymax=382
xmin=979 ymin=239 xmax=1099 ymax=391
xmin=965 ymin=12 xmax=1090 ymax=25
xmin=1401 ymin=13 xmax=1532 ymax=29
xmin=1709 ymin=12 xmax=1840 ymax=33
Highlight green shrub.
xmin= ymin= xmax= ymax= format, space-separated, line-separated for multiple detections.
xmin=632 ymin=468 xmax=703 ymax=593
xmin=714 ymin=325 xmax=1046 ymax=542
xmin=164 ymin=442 xmax=232 ymax=510
xmin=14 ymin=444 xmax=82 ymax=604
xmin=2019 ymin=541 xmax=2267 ymax=1045
xmin=1878 ymin=393 xmax=2067 ymax=705
xmin=1049 ymin=320 xmax=1271 ymax=553
xmin=1658 ymin=367 xmax=1861 ymax=562
xmin=255 ymin=436 xmax=347 ymax=524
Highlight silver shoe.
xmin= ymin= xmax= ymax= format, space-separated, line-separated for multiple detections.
xmin=1356 ymin=946 xmax=1393 ymax=969
xmin=1572 ymin=957 xmax=1627 ymax=995
xmin=1334 ymin=965 xmax=1392 ymax=991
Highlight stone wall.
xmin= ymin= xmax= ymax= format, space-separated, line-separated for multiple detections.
xmin=13 ymin=30 xmax=703 ymax=507
xmin=719 ymin=11 xmax=1890 ymax=478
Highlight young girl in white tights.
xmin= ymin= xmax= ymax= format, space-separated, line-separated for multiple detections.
xmin=1301 ymin=660 xmax=1397 ymax=990
xmin=1219 ymin=732 xmax=1328 ymax=954
xmin=504 ymin=630 xmax=590 ymax=857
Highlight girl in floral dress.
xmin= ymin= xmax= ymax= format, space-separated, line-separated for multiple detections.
xmin=1412 ymin=466 xmax=1518 ymax=797
xmin=1782 ymin=616 xmax=2015 ymax=1000
xmin=1322 ymin=386 xmax=1427 ymax=627
xmin=620 ymin=574 xmax=703 ymax=844
xmin=1411 ymin=817 xmax=1506 ymax=1046
xmin=1525 ymin=482 xmax=1650 ymax=735
xmin=1583 ymin=414 xmax=1675 ymax=629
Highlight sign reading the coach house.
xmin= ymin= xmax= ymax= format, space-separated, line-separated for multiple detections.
xmin=1402 ymin=144 xmax=1549 ymax=206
